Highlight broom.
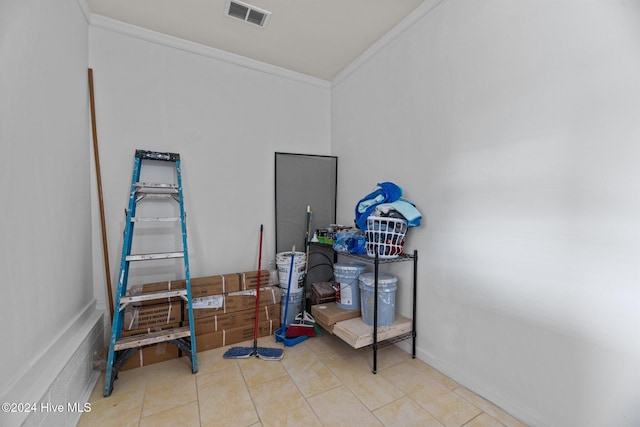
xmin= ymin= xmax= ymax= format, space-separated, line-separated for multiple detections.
xmin=223 ymin=225 xmax=284 ymax=360
xmin=286 ymin=206 xmax=317 ymax=338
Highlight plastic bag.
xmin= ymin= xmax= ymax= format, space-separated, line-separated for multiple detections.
xmin=332 ymin=229 xmax=366 ymax=254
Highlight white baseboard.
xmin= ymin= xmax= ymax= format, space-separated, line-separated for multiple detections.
xmin=413 ymin=344 xmax=546 ymax=427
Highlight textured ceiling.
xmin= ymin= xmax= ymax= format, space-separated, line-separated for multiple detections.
xmin=86 ymin=0 xmax=426 ymax=80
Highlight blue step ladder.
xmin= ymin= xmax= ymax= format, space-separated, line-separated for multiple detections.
xmin=103 ymin=149 xmax=198 ymax=397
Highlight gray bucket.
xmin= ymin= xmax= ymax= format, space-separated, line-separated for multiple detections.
xmin=359 ymin=272 xmax=398 ymax=327
xmin=280 ymin=289 xmax=304 ymax=327
xmin=333 ymin=262 xmax=367 ymax=311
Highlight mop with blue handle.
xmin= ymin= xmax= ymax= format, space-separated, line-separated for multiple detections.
xmin=223 ymin=225 xmax=284 ymax=360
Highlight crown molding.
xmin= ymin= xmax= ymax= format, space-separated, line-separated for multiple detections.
xmin=89 ymin=14 xmax=331 ymax=89
xmin=331 ymin=0 xmax=444 ymax=88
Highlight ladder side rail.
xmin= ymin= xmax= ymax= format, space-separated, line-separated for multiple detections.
xmin=104 ymin=156 xmax=143 ymax=397
xmin=115 ymin=156 xmax=143 ymax=334
xmin=176 ymin=159 xmax=198 ymax=372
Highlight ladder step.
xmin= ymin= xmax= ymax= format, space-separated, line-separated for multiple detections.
xmin=131 ymin=217 xmax=181 ymax=222
xmin=136 ymin=149 xmax=180 ymax=162
xmin=120 ymin=289 xmax=187 ymax=306
xmin=114 ymin=326 xmax=191 ymax=351
xmin=135 ymin=182 xmax=179 ymax=194
xmin=126 ymin=252 xmax=184 ymax=261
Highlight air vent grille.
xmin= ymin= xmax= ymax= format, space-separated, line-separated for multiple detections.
xmin=225 ymin=0 xmax=271 ymax=27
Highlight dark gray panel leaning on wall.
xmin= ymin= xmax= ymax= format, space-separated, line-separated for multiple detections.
xmin=275 ymin=152 xmax=337 ymax=285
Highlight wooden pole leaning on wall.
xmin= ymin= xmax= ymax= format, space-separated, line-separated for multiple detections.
xmin=88 ymin=68 xmax=114 ymax=321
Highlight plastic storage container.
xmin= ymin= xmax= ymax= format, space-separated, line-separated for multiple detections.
xmin=333 ymin=262 xmax=368 ymax=310
xmin=358 ymin=272 xmax=398 ymax=327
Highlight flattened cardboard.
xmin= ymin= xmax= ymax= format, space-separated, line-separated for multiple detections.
xmin=239 ymin=270 xmax=271 ymax=290
xmin=120 ymin=342 xmax=181 ymax=371
xmin=121 ymin=322 xmax=183 ymax=338
xmin=129 ymin=273 xmax=241 ymax=298
xmin=176 ymin=274 xmax=241 ymax=296
xmin=192 ymin=303 xmax=280 ymax=335
xmin=123 ymin=301 xmax=184 ymax=331
xmin=189 ymin=287 xmax=281 ymax=319
xmin=196 ymin=319 xmax=280 ymax=352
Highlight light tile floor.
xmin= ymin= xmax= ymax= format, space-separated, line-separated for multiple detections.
xmin=79 ymin=333 xmax=527 ymax=427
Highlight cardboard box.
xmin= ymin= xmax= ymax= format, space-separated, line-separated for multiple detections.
xmin=125 ymin=281 xmax=182 ymax=305
xmin=311 ymin=302 xmax=361 ymax=334
xmin=129 ymin=273 xmax=241 ymax=299
xmin=120 ymin=342 xmax=181 ymax=371
xmin=188 ymin=287 xmax=281 ymax=319
xmin=120 ymin=322 xmax=183 ymax=338
xmin=117 ymin=318 xmax=282 ymax=370
xmin=238 ymin=270 xmax=271 ymax=290
xmin=191 ymin=303 xmax=280 ymax=335
xmin=123 ymin=301 xmax=184 ymax=330
xmin=118 ymin=323 xmax=183 ymax=370
xmin=176 ymin=274 xmax=241 ymax=296
xmin=196 ymin=319 xmax=280 ymax=352
xmin=128 ymin=280 xmax=181 ymax=295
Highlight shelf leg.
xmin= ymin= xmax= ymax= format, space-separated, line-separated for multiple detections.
xmin=372 ymin=252 xmax=379 ymax=374
xmin=412 ymin=249 xmax=418 ymax=359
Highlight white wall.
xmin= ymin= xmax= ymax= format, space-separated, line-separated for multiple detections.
xmin=332 ymin=1 xmax=640 ymax=426
xmin=88 ymin=19 xmax=331 ymax=312
xmin=0 ymin=1 xmax=103 ymax=426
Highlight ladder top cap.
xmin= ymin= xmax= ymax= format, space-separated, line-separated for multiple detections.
xmin=136 ymin=149 xmax=180 ymax=162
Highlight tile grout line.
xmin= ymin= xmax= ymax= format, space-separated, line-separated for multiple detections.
xmin=237 ymin=359 xmax=264 ymax=426
xmin=137 ymin=370 xmax=150 ymax=426
xmin=453 ymin=385 xmax=511 ymax=427
xmin=194 ymin=368 xmax=203 ymax=427
xmin=281 ymin=343 xmax=330 ymax=425
xmin=378 ymin=360 xmax=467 ymax=427
xmin=82 ymin=335 xmax=527 ymax=427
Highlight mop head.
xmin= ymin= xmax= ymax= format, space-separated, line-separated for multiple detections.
xmin=223 ymin=345 xmax=283 ymax=360
xmin=256 ymin=347 xmax=284 ymax=360
xmin=223 ymin=346 xmax=255 ymax=359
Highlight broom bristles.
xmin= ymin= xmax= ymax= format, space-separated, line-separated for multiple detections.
xmin=285 ymin=324 xmax=316 ymax=338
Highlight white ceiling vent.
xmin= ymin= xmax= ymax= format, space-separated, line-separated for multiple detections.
xmin=225 ymin=0 xmax=271 ymax=28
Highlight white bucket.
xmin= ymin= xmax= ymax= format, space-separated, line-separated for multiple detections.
xmin=275 ymin=251 xmax=306 ymax=294
xmin=333 ymin=262 xmax=368 ymax=311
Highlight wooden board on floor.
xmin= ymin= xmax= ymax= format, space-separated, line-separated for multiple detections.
xmin=332 ymin=315 xmax=412 ymax=349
